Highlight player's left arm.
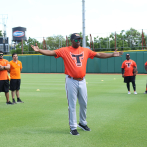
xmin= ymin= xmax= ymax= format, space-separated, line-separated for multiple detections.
xmin=144 ymin=63 xmax=147 ymax=71
xmin=133 ymin=62 xmax=138 ymax=76
xmin=20 ymin=62 xmax=22 ymax=72
xmin=145 ymin=66 xmax=147 ymax=71
xmin=122 ymin=68 xmax=125 ymax=78
xmin=133 ymin=67 xmax=137 ymax=76
xmin=95 ymin=49 xmax=123 ymax=58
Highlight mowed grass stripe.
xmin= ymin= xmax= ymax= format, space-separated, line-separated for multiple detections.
xmin=0 ymin=74 xmax=147 ymax=147
xmin=86 ymin=74 xmax=147 ymax=146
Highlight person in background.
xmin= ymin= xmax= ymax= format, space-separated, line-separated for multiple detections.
xmin=0 ymin=51 xmax=13 ymax=105
xmin=9 ymin=53 xmax=23 ymax=104
xmin=144 ymin=61 xmax=147 ymax=94
xmin=121 ymin=54 xmax=137 ymax=94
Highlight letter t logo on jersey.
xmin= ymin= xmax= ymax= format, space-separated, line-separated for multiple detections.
xmin=126 ymin=62 xmax=132 ymax=67
xmin=70 ymin=52 xmax=84 ymax=67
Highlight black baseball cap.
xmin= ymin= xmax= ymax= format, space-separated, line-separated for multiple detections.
xmin=126 ymin=54 xmax=130 ymax=56
xmin=70 ymin=33 xmax=82 ymax=40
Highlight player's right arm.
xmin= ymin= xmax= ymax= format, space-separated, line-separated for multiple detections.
xmin=144 ymin=62 xmax=147 ymax=71
xmin=31 ymin=43 xmax=57 ymax=56
xmin=121 ymin=61 xmax=125 ymax=78
xmin=122 ymin=68 xmax=124 ymax=77
xmin=144 ymin=65 xmax=147 ymax=71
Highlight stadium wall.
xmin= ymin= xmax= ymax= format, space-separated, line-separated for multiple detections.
xmin=4 ymin=51 xmax=147 ymax=74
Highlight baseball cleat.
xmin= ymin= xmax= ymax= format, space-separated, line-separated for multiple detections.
xmin=13 ymin=99 xmax=17 ymax=104
xmin=70 ymin=129 xmax=79 ymax=135
xmin=134 ymin=91 xmax=137 ymax=94
xmin=17 ymin=98 xmax=24 ymax=103
xmin=128 ymin=91 xmax=131 ymax=94
xmin=6 ymin=101 xmax=13 ymax=105
xmin=78 ymin=123 xmax=91 ymax=131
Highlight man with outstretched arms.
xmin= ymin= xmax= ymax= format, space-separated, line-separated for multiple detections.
xmin=31 ymin=33 xmax=123 ymax=135
xmin=121 ymin=54 xmax=137 ymax=94
xmin=9 ymin=53 xmax=23 ymax=104
xmin=0 ymin=51 xmax=13 ymax=105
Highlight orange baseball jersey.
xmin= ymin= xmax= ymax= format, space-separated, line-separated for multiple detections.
xmin=0 ymin=59 xmax=9 ymax=80
xmin=55 ymin=46 xmax=97 ymax=78
xmin=145 ymin=62 xmax=147 ymax=66
xmin=9 ymin=60 xmax=22 ymax=79
xmin=121 ymin=59 xmax=137 ymax=76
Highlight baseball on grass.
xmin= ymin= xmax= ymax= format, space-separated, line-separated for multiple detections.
xmin=36 ymin=89 xmax=40 ymax=91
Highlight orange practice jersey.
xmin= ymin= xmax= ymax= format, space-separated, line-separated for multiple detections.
xmin=121 ymin=59 xmax=137 ymax=76
xmin=55 ymin=46 xmax=97 ymax=78
xmin=0 ymin=59 xmax=9 ymax=80
xmin=145 ymin=62 xmax=147 ymax=66
xmin=9 ymin=60 xmax=22 ymax=79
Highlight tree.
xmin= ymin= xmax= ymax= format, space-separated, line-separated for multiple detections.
xmin=10 ymin=37 xmax=41 ymax=54
xmin=93 ymin=36 xmax=109 ymax=51
xmin=125 ymin=28 xmax=141 ymax=50
xmin=116 ymin=32 xmax=130 ymax=50
xmin=10 ymin=41 xmax=29 ymax=54
xmin=93 ymin=28 xmax=142 ymax=51
xmin=0 ymin=30 xmax=2 ymax=36
xmin=10 ymin=28 xmax=145 ymax=54
xmin=46 ymin=35 xmax=66 ymax=50
xmin=27 ymin=37 xmax=41 ymax=53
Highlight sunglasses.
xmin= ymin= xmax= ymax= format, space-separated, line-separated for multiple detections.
xmin=0 ymin=54 xmax=3 ymax=56
xmin=74 ymin=39 xmax=81 ymax=42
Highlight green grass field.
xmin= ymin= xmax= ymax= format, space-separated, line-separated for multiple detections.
xmin=0 ymin=74 xmax=147 ymax=147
